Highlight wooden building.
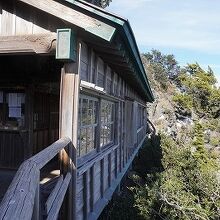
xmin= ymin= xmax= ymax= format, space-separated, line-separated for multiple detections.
xmin=0 ymin=0 xmax=154 ymax=219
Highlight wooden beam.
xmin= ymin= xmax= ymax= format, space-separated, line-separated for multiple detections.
xmin=18 ymin=0 xmax=115 ymax=41
xmin=87 ymin=41 xmax=125 ymax=56
xmin=99 ymin=52 xmax=129 ymax=64
xmin=0 ymin=34 xmax=56 ymax=55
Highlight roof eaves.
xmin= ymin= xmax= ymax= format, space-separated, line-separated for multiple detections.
xmin=69 ymin=1 xmax=154 ymax=101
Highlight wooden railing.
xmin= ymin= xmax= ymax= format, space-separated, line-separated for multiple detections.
xmin=0 ymin=137 xmax=76 ymax=220
xmin=147 ymin=118 xmax=156 ymax=136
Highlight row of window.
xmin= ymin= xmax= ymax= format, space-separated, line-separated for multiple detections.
xmin=77 ymin=95 xmax=115 ymax=157
xmin=77 ymin=95 xmax=146 ymax=158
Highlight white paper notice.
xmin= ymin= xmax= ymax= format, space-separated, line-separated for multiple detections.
xmin=9 ymin=107 xmax=21 ymax=118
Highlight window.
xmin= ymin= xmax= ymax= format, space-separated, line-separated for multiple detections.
xmin=100 ymin=100 xmax=115 ymax=147
xmin=78 ymin=96 xmax=98 ymax=157
xmin=137 ymin=105 xmax=145 ymax=129
xmin=97 ymin=58 xmax=105 ymax=88
xmin=77 ymin=95 xmax=116 ymax=158
xmin=106 ymin=66 xmax=112 ymax=94
xmin=113 ymin=73 xmax=118 ymax=96
xmin=91 ymin=51 xmax=96 ymax=84
xmin=80 ymin=43 xmax=89 ymax=81
xmin=0 ymin=90 xmax=25 ymax=129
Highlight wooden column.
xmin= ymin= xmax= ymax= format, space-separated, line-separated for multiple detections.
xmin=25 ymin=84 xmax=34 ymax=159
xmin=59 ymin=42 xmax=81 ymax=220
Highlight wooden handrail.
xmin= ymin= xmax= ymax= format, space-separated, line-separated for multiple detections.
xmin=0 ymin=137 xmax=75 ymax=220
xmin=147 ymin=118 xmax=156 ymax=136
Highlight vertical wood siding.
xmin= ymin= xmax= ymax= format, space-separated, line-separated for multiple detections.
xmin=0 ymin=2 xmax=65 ymax=36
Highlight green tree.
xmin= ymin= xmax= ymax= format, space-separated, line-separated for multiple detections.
xmin=85 ymin=0 xmax=112 ymax=8
xmin=176 ymin=63 xmax=220 ymax=116
xmin=144 ymin=50 xmax=180 ymax=90
xmin=134 ymin=133 xmax=220 ymax=220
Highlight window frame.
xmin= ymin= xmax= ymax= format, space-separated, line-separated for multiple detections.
xmin=77 ymin=94 xmax=99 ymax=159
xmin=77 ymin=92 xmax=117 ymax=166
xmin=100 ymin=99 xmax=115 ymax=149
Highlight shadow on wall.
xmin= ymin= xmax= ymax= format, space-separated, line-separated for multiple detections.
xmin=133 ymin=134 xmax=164 ymax=177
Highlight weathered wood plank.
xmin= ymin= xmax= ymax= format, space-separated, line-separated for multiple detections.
xmin=90 ymin=165 xmax=95 ymax=212
xmin=76 ymin=189 xmax=84 ymax=211
xmin=45 ymin=175 xmax=63 ymax=214
xmin=100 ymin=159 xmax=104 ymax=198
xmin=108 ymin=152 xmax=112 ymax=187
xmin=31 ymin=137 xmax=71 ymax=169
xmin=77 ymin=144 xmax=119 ymax=176
xmin=47 ymin=172 xmax=71 ymax=220
xmin=87 ymin=134 xmax=148 ymax=220
xmin=59 ymin=40 xmax=80 ymax=219
xmin=32 ymin=171 xmax=40 ymax=220
xmin=1 ymin=6 xmax=16 ymax=36
xmin=0 ymin=137 xmax=72 ymax=220
xmin=83 ymin=171 xmax=89 ymax=219
xmin=18 ymin=0 xmax=115 ymax=41
xmin=0 ymin=34 xmax=56 ymax=55
xmin=0 ymin=161 xmax=38 ymax=220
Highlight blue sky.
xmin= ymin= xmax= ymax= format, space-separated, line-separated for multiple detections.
xmin=108 ymin=0 xmax=220 ymax=85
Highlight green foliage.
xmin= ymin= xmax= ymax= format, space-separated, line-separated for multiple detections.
xmin=210 ymin=137 xmax=220 ymax=147
xmin=85 ymin=0 xmax=112 ymax=8
xmin=144 ymin=50 xmax=180 ymax=90
xmin=134 ymin=133 xmax=220 ymax=220
xmin=192 ymin=123 xmax=209 ymax=163
xmin=203 ymin=118 xmax=220 ymax=132
xmin=176 ymin=63 xmax=220 ymax=117
xmin=99 ymin=191 xmax=143 ymax=220
xmin=173 ymin=93 xmax=193 ymax=111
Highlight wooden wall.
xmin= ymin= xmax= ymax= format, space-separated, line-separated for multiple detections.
xmin=0 ymin=1 xmax=65 ymax=36
xmin=75 ymin=41 xmax=149 ymax=219
xmin=0 ymin=130 xmax=27 ymax=168
xmin=33 ymin=92 xmax=59 ymax=154
xmin=0 ymin=90 xmax=59 ymax=169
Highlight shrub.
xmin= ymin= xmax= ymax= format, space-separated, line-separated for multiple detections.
xmin=134 ymin=132 xmax=220 ymax=220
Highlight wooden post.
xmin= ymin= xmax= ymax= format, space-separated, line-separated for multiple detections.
xmin=90 ymin=165 xmax=95 ymax=212
xmin=32 ymin=170 xmax=40 ymax=220
xmin=59 ymin=42 xmax=81 ymax=220
xmin=108 ymin=153 xmax=112 ymax=187
xmin=83 ymin=171 xmax=89 ymax=220
xmin=25 ymin=84 xmax=34 ymax=159
xmin=100 ymin=158 xmax=104 ymax=198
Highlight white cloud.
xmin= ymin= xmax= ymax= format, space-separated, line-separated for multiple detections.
xmin=108 ymin=0 xmax=220 ymax=84
xmin=109 ymin=0 xmax=220 ymax=54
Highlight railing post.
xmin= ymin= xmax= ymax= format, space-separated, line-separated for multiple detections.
xmin=32 ymin=170 xmax=40 ymax=220
xmin=68 ymin=142 xmax=77 ymax=220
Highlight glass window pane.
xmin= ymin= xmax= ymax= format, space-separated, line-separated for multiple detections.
xmin=82 ymin=99 xmax=88 ymax=125
xmin=80 ymin=128 xmax=87 ymax=156
xmin=97 ymin=72 xmax=104 ymax=88
xmin=78 ymin=96 xmax=98 ymax=157
xmin=100 ymin=100 xmax=115 ymax=147
xmin=80 ymin=61 xmax=89 ymax=81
